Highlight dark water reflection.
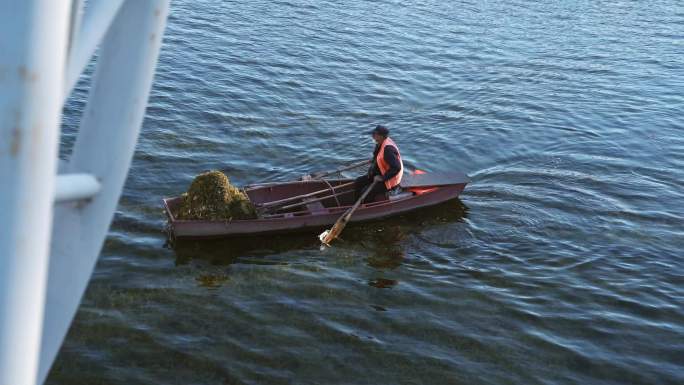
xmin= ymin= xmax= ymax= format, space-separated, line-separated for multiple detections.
xmin=172 ymin=199 xmax=468 ymax=271
xmin=50 ymin=0 xmax=683 ymax=384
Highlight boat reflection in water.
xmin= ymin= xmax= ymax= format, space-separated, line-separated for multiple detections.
xmin=169 ymin=198 xmax=469 ymax=272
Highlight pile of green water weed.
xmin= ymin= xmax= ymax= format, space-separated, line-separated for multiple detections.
xmin=177 ymin=170 xmax=256 ymax=220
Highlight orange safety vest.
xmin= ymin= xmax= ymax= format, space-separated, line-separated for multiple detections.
xmin=376 ymin=137 xmax=404 ymax=190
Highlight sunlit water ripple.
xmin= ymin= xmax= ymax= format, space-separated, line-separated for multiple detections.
xmin=50 ymin=0 xmax=683 ymax=384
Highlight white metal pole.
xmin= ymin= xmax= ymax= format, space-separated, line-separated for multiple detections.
xmin=0 ymin=1 xmax=70 ymax=384
xmin=39 ymin=0 xmax=171 ymax=382
xmin=54 ymin=174 xmax=101 ymax=203
xmin=67 ymin=0 xmax=84 ymax=61
xmin=63 ymin=0 xmax=127 ymax=100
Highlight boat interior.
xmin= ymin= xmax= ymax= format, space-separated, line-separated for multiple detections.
xmin=245 ymin=179 xmax=414 ymax=218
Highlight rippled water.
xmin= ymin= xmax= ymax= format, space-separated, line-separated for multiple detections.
xmin=49 ymin=0 xmax=684 ymax=384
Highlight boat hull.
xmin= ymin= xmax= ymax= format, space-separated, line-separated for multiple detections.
xmin=164 ymin=181 xmax=467 ymax=239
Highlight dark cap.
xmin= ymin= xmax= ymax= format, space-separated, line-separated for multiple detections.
xmin=369 ymin=125 xmax=390 ymax=136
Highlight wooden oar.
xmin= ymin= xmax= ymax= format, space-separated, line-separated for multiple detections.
xmin=273 ymin=188 xmax=355 ymax=212
xmin=257 ymin=181 xmax=355 ymax=210
xmin=319 ymin=180 xmax=379 ymax=247
xmin=303 ymin=159 xmax=371 ymax=180
xmin=245 ymin=159 xmax=371 ymax=190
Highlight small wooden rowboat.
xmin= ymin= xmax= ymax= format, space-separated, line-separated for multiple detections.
xmin=163 ymin=171 xmax=470 ymax=239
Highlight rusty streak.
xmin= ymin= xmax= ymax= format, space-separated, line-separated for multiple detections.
xmin=10 ymin=127 xmax=21 ymax=156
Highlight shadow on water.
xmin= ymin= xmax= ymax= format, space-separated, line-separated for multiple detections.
xmin=171 ymin=233 xmax=319 ymax=266
xmin=169 ymin=198 xmax=469 ymax=267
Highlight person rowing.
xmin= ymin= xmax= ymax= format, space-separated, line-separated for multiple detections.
xmin=354 ymin=125 xmax=404 ymax=203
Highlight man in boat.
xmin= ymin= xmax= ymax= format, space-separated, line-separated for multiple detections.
xmin=354 ymin=125 xmax=404 ymax=203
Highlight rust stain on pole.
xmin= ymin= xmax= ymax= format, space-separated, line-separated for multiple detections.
xmin=10 ymin=127 xmax=21 ymax=156
xmin=18 ymin=66 xmax=39 ymax=82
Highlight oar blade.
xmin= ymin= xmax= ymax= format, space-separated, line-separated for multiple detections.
xmin=318 ymin=229 xmax=332 ymax=245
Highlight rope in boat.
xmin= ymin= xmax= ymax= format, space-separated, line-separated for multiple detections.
xmin=320 ymin=178 xmax=342 ymax=208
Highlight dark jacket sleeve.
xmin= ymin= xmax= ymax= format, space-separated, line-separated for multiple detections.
xmin=368 ymin=163 xmax=380 ymax=177
xmin=368 ymin=144 xmax=382 ymax=177
xmin=382 ymin=145 xmax=401 ymax=182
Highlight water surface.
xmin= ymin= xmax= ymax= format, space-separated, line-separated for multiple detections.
xmin=50 ymin=1 xmax=684 ymax=384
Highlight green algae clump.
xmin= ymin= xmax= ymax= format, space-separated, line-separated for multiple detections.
xmin=178 ymin=170 xmax=256 ymax=220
